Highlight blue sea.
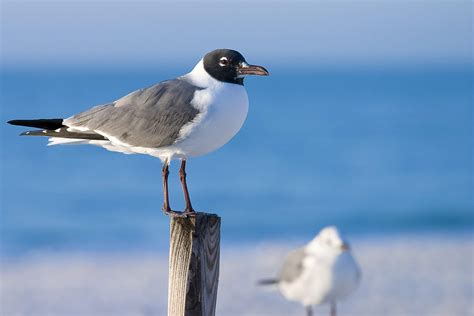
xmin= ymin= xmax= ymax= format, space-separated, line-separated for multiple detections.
xmin=1 ymin=64 xmax=473 ymax=256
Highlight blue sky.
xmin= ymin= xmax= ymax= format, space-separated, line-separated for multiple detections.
xmin=1 ymin=1 xmax=472 ymax=68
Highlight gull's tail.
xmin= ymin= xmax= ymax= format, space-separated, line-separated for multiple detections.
xmin=257 ymin=278 xmax=279 ymax=286
xmin=257 ymin=278 xmax=280 ymax=292
xmin=7 ymin=118 xmax=108 ymax=141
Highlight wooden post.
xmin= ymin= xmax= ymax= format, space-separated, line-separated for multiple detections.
xmin=168 ymin=212 xmax=221 ymax=316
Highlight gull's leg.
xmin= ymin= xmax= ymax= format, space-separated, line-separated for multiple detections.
xmin=162 ymin=160 xmax=172 ymax=214
xmin=330 ymin=302 xmax=337 ymax=316
xmin=179 ymin=159 xmax=195 ymax=215
xmin=305 ymin=305 xmax=313 ymax=316
xmin=162 ymin=159 xmax=195 ymax=218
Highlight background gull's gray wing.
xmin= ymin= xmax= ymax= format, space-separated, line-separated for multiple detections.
xmin=64 ymin=79 xmax=202 ymax=148
xmin=278 ymin=248 xmax=307 ymax=283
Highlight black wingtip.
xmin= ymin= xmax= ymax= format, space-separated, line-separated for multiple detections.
xmin=7 ymin=118 xmax=64 ymax=130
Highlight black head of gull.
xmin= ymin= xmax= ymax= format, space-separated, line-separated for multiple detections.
xmin=203 ymin=49 xmax=269 ymax=85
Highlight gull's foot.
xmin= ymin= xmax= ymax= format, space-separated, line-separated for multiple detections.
xmin=163 ymin=207 xmax=196 ymax=218
xmin=182 ymin=208 xmax=196 ymax=217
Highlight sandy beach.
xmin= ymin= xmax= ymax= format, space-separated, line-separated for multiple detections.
xmin=1 ymin=234 xmax=472 ymax=316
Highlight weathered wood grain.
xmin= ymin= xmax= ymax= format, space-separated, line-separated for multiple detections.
xmin=168 ymin=212 xmax=221 ymax=316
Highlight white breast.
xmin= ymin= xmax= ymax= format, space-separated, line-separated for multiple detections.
xmin=174 ymin=83 xmax=248 ymax=158
xmin=279 ymin=251 xmax=360 ymax=307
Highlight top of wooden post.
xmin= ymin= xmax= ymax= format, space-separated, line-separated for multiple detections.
xmin=168 ymin=212 xmax=221 ymax=316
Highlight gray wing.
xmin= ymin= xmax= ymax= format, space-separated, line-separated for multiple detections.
xmin=279 ymin=248 xmax=307 ymax=283
xmin=64 ymin=79 xmax=201 ymax=148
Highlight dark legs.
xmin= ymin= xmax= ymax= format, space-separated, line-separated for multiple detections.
xmin=179 ymin=159 xmax=195 ymax=214
xmin=162 ymin=160 xmax=172 ymax=214
xmin=161 ymin=159 xmax=196 ymax=217
xmin=305 ymin=303 xmax=335 ymax=316
xmin=330 ymin=302 xmax=337 ymax=316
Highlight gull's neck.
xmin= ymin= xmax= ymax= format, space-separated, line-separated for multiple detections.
xmin=305 ymin=237 xmax=322 ymax=254
xmin=181 ymin=59 xmax=221 ymax=89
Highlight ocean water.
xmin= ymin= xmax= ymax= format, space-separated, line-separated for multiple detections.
xmin=1 ymin=65 xmax=472 ymax=255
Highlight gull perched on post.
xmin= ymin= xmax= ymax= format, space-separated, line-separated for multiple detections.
xmin=258 ymin=226 xmax=361 ymax=316
xmin=8 ymin=49 xmax=269 ymax=217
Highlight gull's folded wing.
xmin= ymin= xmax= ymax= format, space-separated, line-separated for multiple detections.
xmin=64 ymin=79 xmax=202 ymax=148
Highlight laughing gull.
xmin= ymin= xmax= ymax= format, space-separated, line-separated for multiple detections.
xmin=259 ymin=227 xmax=360 ymax=316
xmin=8 ymin=49 xmax=269 ymax=217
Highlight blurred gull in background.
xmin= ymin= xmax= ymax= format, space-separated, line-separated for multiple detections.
xmin=259 ymin=226 xmax=361 ymax=316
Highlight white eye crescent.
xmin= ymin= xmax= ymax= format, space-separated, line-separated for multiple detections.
xmin=219 ymin=57 xmax=229 ymax=67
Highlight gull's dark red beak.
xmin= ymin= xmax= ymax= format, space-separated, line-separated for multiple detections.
xmin=237 ymin=62 xmax=269 ymax=76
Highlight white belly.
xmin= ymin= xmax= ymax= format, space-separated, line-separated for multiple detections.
xmin=172 ymin=83 xmax=249 ymax=158
xmin=279 ymin=252 xmax=360 ymax=306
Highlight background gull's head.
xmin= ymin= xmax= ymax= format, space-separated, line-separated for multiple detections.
xmin=306 ymin=226 xmax=350 ymax=254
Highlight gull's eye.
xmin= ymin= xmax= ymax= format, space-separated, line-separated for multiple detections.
xmin=219 ymin=57 xmax=229 ymax=67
